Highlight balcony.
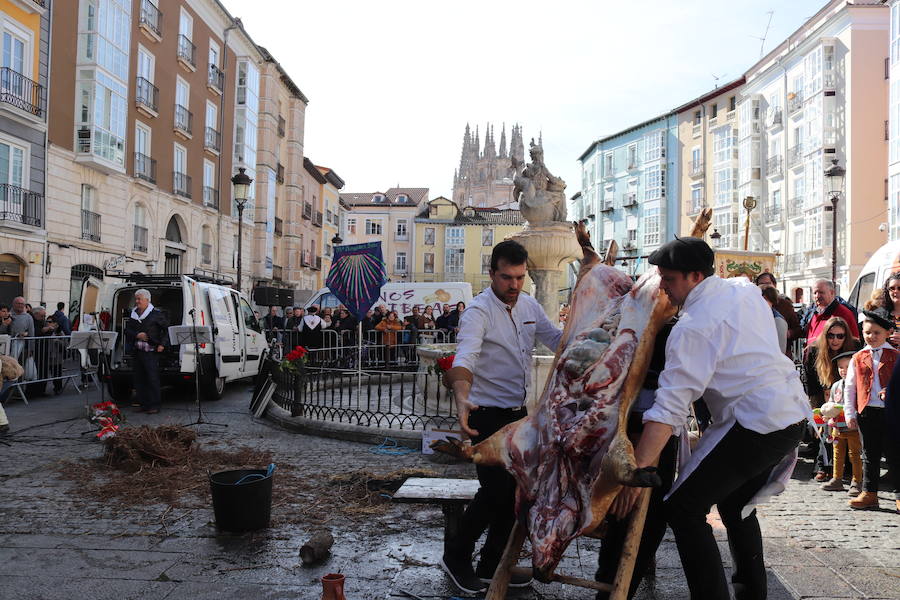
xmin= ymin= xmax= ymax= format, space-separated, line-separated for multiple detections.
xmin=0 ymin=67 xmax=46 ymax=119
xmin=0 ymin=184 xmax=43 ymax=228
xmin=202 ymin=186 xmax=218 ymax=209
xmin=174 ymin=104 xmax=192 ymax=138
xmin=302 ymin=203 xmax=312 ymax=220
xmin=603 ymin=168 xmax=616 ymax=180
xmin=692 ymin=122 xmax=702 ymax=138
xmin=787 ymin=145 xmax=803 ymax=168
xmin=138 ymin=0 xmax=162 ymax=41
xmin=277 ymin=116 xmax=285 ymax=138
xmin=622 ymin=193 xmax=637 ymax=207
xmin=788 ymin=93 xmax=803 ymax=114
xmin=273 ymin=264 xmax=283 ymax=281
xmin=689 ymin=160 xmax=704 ymax=178
xmin=177 ymin=35 xmax=196 ymax=70
xmin=764 ymin=203 xmax=782 ymax=224
xmin=301 ymin=252 xmax=312 ymax=267
xmin=786 ymin=252 xmax=804 ymax=273
xmin=768 ymin=109 xmax=783 ymax=128
xmin=314 ymin=211 xmax=323 ymax=227
xmin=274 ymin=217 xmax=283 ymax=236
xmin=788 ymin=197 xmax=804 ymax=219
xmin=133 ymin=152 xmax=156 ymax=185
xmin=276 ymin=163 xmax=284 ymax=184
xmin=135 ymin=77 xmax=158 ymax=116
xmin=207 ymin=65 xmax=224 ymax=94
xmin=314 ymin=256 xmax=322 ymax=271
xmin=204 ymin=127 xmax=221 ymax=153
xmin=766 ymin=156 xmax=783 ymax=178
xmin=600 ymin=200 xmax=614 ymax=212
xmin=81 ymin=209 xmax=101 ymax=242
xmin=133 ymin=224 xmax=148 ymax=253
xmin=173 ymin=171 xmax=191 ymax=199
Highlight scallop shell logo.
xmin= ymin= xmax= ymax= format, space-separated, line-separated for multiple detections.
xmin=423 ymin=289 xmax=451 ymax=303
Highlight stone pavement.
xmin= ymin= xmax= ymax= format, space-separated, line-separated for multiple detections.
xmin=0 ymin=383 xmax=896 ymax=599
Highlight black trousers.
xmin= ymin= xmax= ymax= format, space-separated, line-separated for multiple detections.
xmin=133 ymin=351 xmax=161 ymax=410
xmin=596 ymin=412 xmax=679 ymax=599
xmin=446 ymin=406 xmax=525 ymax=572
xmin=665 ymin=421 xmax=804 ymax=600
xmin=857 ymin=407 xmax=900 ymax=495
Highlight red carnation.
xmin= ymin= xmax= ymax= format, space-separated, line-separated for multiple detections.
xmin=437 ymin=355 xmax=455 ymax=371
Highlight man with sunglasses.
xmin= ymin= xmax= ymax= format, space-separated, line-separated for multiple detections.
xmin=805 ymin=279 xmax=859 ymax=346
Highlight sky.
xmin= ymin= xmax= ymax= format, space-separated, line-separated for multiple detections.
xmin=221 ymin=0 xmax=831 ymax=199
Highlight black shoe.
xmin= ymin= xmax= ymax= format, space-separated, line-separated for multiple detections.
xmin=441 ymin=555 xmax=487 ymax=594
xmin=477 ymin=569 xmax=533 ymax=588
xmin=0 ymin=424 xmax=9 ymax=436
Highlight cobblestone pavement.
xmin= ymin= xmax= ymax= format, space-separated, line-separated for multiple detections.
xmin=0 ymin=383 xmax=897 ymax=599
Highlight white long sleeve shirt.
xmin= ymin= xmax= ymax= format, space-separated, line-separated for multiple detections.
xmin=843 ymin=342 xmax=893 ymax=421
xmin=642 ymin=276 xmax=808 ymax=434
xmin=453 ymin=287 xmax=563 ymax=409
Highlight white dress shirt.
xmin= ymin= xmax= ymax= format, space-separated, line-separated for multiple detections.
xmin=454 ymin=287 xmax=563 ymax=409
xmin=843 ymin=342 xmax=893 ymax=420
xmin=643 ymin=275 xmax=808 ymax=434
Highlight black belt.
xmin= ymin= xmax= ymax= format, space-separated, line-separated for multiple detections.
xmin=478 ymin=405 xmax=526 ymax=413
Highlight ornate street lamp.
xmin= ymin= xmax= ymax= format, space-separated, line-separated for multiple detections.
xmin=824 ymin=158 xmax=845 ymax=284
xmin=710 ymin=228 xmax=722 ymax=249
xmin=231 ymin=167 xmax=253 ymax=293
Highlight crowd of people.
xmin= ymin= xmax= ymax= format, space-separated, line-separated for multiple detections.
xmin=261 ymin=301 xmax=467 ymax=366
xmin=753 ymin=273 xmax=899 ymax=513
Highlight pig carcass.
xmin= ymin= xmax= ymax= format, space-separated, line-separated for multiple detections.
xmin=434 ymin=223 xmax=678 ymax=581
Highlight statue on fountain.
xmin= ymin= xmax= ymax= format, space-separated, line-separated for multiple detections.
xmin=512 ymin=139 xmax=568 ymax=225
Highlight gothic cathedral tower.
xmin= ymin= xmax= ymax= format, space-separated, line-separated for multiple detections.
xmin=452 ymin=123 xmax=526 ymax=209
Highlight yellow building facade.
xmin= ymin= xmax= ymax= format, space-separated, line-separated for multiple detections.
xmin=412 ymin=197 xmax=525 ymax=293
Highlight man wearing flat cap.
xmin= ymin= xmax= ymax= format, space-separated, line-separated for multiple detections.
xmin=615 ymin=236 xmax=809 ymax=600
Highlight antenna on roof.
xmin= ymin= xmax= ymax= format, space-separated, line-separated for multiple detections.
xmin=750 ymin=10 xmax=774 ymax=59
xmin=711 ymin=72 xmax=726 ymax=88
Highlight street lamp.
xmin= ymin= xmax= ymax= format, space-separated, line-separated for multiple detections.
xmin=824 ymin=158 xmax=846 ymax=284
xmin=331 ymin=233 xmax=343 ymax=246
xmin=710 ymin=228 xmax=722 ymax=248
xmin=231 ymin=167 xmax=253 ymax=293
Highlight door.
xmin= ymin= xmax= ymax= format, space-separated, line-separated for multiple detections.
xmin=207 ymin=286 xmax=242 ymax=379
xmin=237 ymin=294 xmax=264 ymax=375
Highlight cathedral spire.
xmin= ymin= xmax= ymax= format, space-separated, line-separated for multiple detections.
xmin=484 ymin=122 xmax=495 ymax=159
xmin=499 ymin=123 xmax=507 ymax=158
xmin=474 ymin=125 xmax=480 ymax=159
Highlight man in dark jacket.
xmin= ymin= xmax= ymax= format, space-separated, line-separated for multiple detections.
xmin=124 ymin=289 xmax=169 ymax=413
xmin=51 ymin=302 xmax=72 ymax=336
xmin=262 ymin=306 xmax=284 ymax=331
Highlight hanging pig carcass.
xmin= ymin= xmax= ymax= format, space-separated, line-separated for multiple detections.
xmin=432 ymin=217 xmax=710 ymax=581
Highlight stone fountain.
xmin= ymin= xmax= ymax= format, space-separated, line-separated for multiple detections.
xmin=509 ymin=139 xmax=581 ymax=325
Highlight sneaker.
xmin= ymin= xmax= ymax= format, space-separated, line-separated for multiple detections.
xmin=849 ymin=491 xmax=879 ymax=510
xmin=821 ymin=478 xmax=845 ymax=492
xmin=440 ymin=555 xmax=487 ymax=594
xmin=848 ymin=481 xmax=862 ymax=497
xmin=476 ymin=564 xmax=533 ymax=588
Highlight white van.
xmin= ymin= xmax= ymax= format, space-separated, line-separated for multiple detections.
xmin=304 ymin=281 xmax=473 ymax=317
xmin=79 ymin=272 xmax=266 ymax=402
xmin=847 ymin=240 xmax=900 ymax=311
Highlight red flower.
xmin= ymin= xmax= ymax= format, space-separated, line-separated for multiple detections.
xmin=437 ymin=355 xmax=455 ymax=371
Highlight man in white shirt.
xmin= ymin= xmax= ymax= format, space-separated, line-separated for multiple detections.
xmin=441 ymin=240 xmax=563 ymax=594
xmin=619 ymin=237 xmax=808 ymax=600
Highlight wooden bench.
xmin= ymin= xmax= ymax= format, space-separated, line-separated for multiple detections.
xmin=392 ymin=477 xmax=480 ymax=552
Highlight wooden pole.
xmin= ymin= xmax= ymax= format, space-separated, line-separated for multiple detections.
xmin=485 ymin=520 xmax=526 ymax=600
xmin=609 ymin=488 xmax=652 ymax=600
xmin=743 ymin=207 xmax=751 ymax=251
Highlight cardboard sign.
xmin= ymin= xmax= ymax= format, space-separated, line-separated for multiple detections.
xmin=421 ymin=425 xmax=463 ymax=455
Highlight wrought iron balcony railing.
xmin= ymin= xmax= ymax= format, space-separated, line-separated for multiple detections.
xmin=174 ymin=104 xmax=192 ymax=135
xmin=139 ymin=0 xmax=161 ymax=37
xmin=0 ymin=183 xmax=43 ymax=228
xmin=177 ymin=34 xmax=196 ymax=68
xmin=135 ymin=76 xmax=158 ymax=113
xmin=81 ymin=209 xmax=101 ymax=242
xmin=203 ymin=186 xmax=218 ymax=209
xmin=134 ymin=152 xmax=156 ymax=184
xmin=208 ymin=64 xmax=224 ymax=92
xmin=0 ymin=67 xmax=45 ymax=118
xmin=204 ymin=127 xmax=221 ymax=152
xmin=173 ymin=171 xmax=192 ymax=199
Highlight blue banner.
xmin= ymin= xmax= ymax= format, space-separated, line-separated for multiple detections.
xmin=325 ymin=242 xmax=389 ymax=321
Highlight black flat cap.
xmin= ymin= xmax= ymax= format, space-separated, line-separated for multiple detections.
xmin=862 ymin=308 xmax=894 ymax=331
xmin=647 ymin=236 xmax=714 ymax=272
xmin=832 ymin=350 xmax=857 ymax=363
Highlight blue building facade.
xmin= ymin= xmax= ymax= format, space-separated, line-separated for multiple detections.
xmin=572 ymin=114 xmax=681 ymax=276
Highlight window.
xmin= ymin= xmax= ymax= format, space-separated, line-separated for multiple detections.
xmin=365 ymin=219 xmax=382 ymax=235
xmin=372 ymin=194 xmax=385 ymax=203
xmin=445 ymin=248 xmax=464 ymax=274
xmin=892 ymin=80 xmax=900 ymax=163
xmin=482 ymin=229 xmax=493 ymax=246
xmin=893 ymin=2 xmax=900 ymax=65
xmin=713 ymin=168 xmax=736 ymax=206
xmin=691 ymin=185 xmax=704 ymax=213
xmin=481 ymin=254 xmax=491 ymax=274
xmin=423 ymin=227 xmax=435 ymax=245
xmin=174 ymin=144 xmax=186 ymax=174
xmin=424 ymin=252 xmax=434 ymax=273
xmin=347 ymin=218 xmax=356 ymax=235
xmin=137 ymin=46 xmax=153 ymax=82
xmin=604 ymin=153 xmax=614 ymax=176
xmin=643 ymin=207 xmax=660 ymax=247
xmin=643 ymin=164 xmax=664 ymax=200
xmin=396 ymin=219 xmax=408 ymax=240
xmin=0 ymin=137 xmax=27 ymax=193
xmin=713 ymin=126 xmax=736 ymax=163
xmin=134 ymin=122 xmax=151 ymax=177
xmin=627 ymin=144 xmax=638 ymax=168
xmin=81 ymin=183 xmax=95 ymax=211
xmin=203 ymin=159 xmax=214 ymax=189
xmin=179 ymin=8 xmax=192 ymax=39
xmin=395 ymin=252 xmax=407 ymax=273
xmin=643 ymin=131 xmax=665 ymax=161
xmin=209 ymin=40 xmax=219 ymax=68
xmin=395 ymin=194 xmax=408 ymax=203
xmin=710 ymin=103 xmax=718 ymax=119
xmin=729 ymin=96 xmax=736 ymax=112
xmin=446 ymin=226 xmax=464 ymax=247
xmin=603 ymin=219 xmax=614 ymax=241
xmin=201 ymin=227 xmax=212 ymax=264
xmin=206 ymin=100 xmax=216 ymax=131
xmin=693 ymin=110 xmax=702 ymax=125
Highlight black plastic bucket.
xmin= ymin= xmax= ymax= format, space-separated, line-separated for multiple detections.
xmin=209 ymin=467 xmax=274 ymax=532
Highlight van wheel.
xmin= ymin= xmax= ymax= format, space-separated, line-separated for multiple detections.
xmin=108 ymin=376 xmax=132 ymax=402
xmin=201 ymin=371 xmax=226 ymax=401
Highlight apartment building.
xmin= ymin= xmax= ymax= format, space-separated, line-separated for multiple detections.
xmin=574 ymin=114 xmax=680 ymax=276
xmin=674 ymin=78 xmax=746 ymax=241
xmin=888 ymin=0 xmax=900 ymax=243
xmin=44 ymin=0 xmax=264 ymax=311
xmin=341 ymin=188 xmax=428 ymax=282
xmin=412 ymin=196 xmax=525 ymax=293
xmin=317 ymin=165 xmax=345 ymax=280
xmin=739 ymin=0 xmax=889 ymax=299
xmin=0 ymin=0 xmax=49 ymax=303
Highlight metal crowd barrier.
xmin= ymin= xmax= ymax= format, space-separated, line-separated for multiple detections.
xmin=2 ymin=334 xmax=93 ymax=403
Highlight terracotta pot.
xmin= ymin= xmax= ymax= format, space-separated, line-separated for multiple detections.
xmin=321 ymin=573 xmax=346 ymax=600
